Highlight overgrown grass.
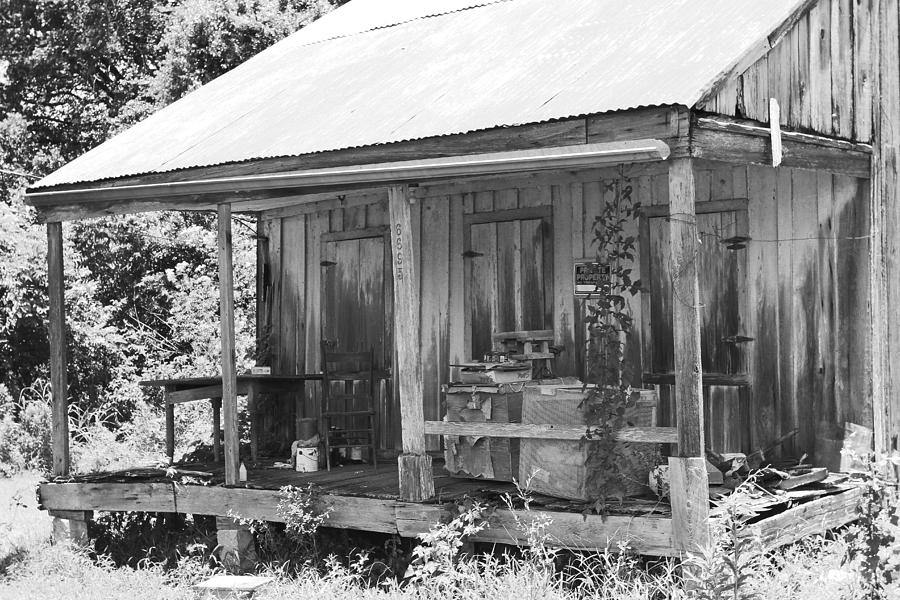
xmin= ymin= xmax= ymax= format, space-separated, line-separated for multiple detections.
xmin=0 ymin=471 xmax=50 ymax=578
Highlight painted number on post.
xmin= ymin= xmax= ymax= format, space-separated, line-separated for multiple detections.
xmin=395 ymin=223 xmax=404 ymax=281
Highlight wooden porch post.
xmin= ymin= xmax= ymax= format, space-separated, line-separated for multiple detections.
xmin=666 ymin=158 xmax=710 ymax=554
xmin=218 ymin=204 xmax=240 ymax=485
xmin=871 ymin=0 xmax=900 ymax=476
xmin=388 ymin=185 xmax=434 ymax=501
xmin=47 ymin=222 xmax=69 ymax=478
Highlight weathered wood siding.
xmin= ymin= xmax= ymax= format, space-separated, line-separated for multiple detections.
xmin=258 ymin=162 xmax=871 ymax=467
xmin=699 ymin=0 xmax=875 ymax=143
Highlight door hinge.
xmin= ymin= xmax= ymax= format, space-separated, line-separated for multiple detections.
xmin=721 ymin=235 xmax=751 ymax=250
xmin=722 ymin=335 xmax=755 ymax=344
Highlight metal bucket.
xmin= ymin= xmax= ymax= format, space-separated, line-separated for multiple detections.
xmin=296 ymin=446 xmax=319 ymax=472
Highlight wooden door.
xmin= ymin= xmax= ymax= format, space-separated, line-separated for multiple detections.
xmin=320 ymin=227 xmax=397 ymax=450
xmin=643 ymin=201 xmax=752 ymax=452
xmin=464 ymin=207 xmax=553 ymax=358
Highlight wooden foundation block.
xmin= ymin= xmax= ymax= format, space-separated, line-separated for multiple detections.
xmin=216 ymin=517 xmax=258 ymax=573
xmin=398 ymin=453 xmax=434 ymax=501
xmin=50 ymin=510 xmax=91 ymax=547
xmin=668 ymin=456 xmax=711 ymax=554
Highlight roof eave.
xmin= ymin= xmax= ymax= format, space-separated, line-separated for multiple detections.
xmin=26 ymin=139 xmax=671 ymax=222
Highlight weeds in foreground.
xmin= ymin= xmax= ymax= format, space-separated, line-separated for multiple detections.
xmin=684 ymin=478 xmax=764 ymax=600
xmin=406 ymin=497 xmax=489 ymax=586
xmin=227 ymin=483 xmax=333 ymax=574
xmin=89 ymin=512 xmax=216 ymax=570
xmin=844 ymin=454 xmax=900 ymax=598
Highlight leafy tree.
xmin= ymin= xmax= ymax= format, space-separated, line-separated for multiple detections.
xmin=0 ymin=0 xmax=165 ymax=166
xmin=0 ymin=0 xmax=345 ymax=463
xmin=150 ymin=0 xmax=340 ymax=105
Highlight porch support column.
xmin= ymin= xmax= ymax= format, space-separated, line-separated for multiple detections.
xmin=47 ymin=222 xmax=69 ymax=478
xmin=871 ymin=0 xmax=900 ymax=477
xmin=388 ymin=184 xmax=434 ymax=501
xmin=666 ymin=158 xmax=710 ymax=555
xmin=218 ymin=204 xmax=240 ymax=485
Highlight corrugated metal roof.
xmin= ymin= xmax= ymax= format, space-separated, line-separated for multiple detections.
xmin=34 ymin=0 xmax=806 ymax=189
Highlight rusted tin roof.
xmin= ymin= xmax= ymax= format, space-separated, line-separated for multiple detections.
xmin=34 ymin=0 xmax=807 ymax=189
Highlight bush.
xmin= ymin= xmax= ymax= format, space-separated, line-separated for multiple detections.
xmin=0 ymin=382 xmax=52 ymax=477
xmin=69 ymin=400 xmax=166 ymax=475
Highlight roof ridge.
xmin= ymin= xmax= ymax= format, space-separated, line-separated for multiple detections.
xmin=298 ymin=0 xmax=514 ymax=48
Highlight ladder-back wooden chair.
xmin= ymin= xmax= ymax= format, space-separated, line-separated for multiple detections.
xmin=320 ymin=341 xmax=378 ymax=470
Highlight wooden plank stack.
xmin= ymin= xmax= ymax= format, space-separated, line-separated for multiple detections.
xmin=492 ymin=330 xmax=555 ymax=360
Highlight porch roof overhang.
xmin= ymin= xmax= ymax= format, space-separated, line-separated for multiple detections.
xmin=26 ymin=139 xmax=670 ymax=222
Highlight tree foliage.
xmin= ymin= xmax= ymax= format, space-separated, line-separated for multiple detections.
xmin=0 ymin=0 xmax=343 ymax=471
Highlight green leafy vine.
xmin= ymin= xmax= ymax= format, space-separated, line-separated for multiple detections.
xmin=581 ymin=167 xmax=649 ymax=504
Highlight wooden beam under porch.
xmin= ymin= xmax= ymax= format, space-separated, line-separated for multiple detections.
xmin=36 ymin=461 xmax=863 ymax=557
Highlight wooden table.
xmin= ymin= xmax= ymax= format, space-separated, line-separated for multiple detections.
xmin=140 ymin=374 xmax=323 ymax=463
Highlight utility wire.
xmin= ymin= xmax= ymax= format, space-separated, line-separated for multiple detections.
xmin=0 ymin=168 xmax=40 ymax=180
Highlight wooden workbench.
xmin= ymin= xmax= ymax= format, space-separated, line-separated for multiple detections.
xmin=141 ymin=374 xmax=324 ymax=463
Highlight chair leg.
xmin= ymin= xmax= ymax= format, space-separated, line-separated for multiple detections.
xmin=165 ymin=402 xmax=175 ymax=465
xmin=212 ymin=398 xmax=221 ymax=462
xmin=370 ymin=413 xmax=377 ymax=471
xmin=324 ymin=420 xmax=332 ymax=471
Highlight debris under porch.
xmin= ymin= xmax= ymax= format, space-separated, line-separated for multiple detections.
xmin=37 ymin=457 xmax=864 ymax=557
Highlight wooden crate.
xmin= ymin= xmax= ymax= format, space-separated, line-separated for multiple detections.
xmin=519 ymin=385 xmax=658 ymax=500
xmin=443 ymin=384 xmax=524 ymax=481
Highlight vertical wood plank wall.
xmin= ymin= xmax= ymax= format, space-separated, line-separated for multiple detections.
xmin=257 ymin=162 xmax=870 ymax=466
xmin=699 ymin=0 xmax=874 ymax=143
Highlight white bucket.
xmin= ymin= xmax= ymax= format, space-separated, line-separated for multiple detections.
xmin=296 ymin=446 xmax=319 ymax=472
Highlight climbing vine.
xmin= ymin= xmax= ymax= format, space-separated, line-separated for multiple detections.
xmin=581 ymin=167 xmax=655 ymax=504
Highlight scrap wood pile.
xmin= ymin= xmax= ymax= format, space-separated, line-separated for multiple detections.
xmin=700 ymin=424 xmax=871 ymax=521
xmin=706 ymin=454 xmax=855 ymax=519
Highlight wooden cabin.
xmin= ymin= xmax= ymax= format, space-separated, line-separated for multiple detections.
xmin=28 ymin=0 xmax=900 ymax=556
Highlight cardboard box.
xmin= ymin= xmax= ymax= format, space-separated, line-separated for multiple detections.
xmin=443 ymin=383 xmax=524 ymax=481
xmin=518 ymin=384 xmax=658 ymax=500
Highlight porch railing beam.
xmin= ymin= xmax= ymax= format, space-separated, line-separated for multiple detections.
xmin=217 ymin=203 xmax=240 ymax=485
xmin=47 ymin=221 xmax=69 ymax=477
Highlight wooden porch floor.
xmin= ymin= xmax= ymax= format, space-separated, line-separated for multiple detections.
xmin=56 ymin=458 xmax=671 ymax=515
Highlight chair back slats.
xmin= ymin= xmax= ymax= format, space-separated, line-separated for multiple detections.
xmin=320 ymin=341 xmax=378 ymax=471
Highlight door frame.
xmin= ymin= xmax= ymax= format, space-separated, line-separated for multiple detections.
xmin=319 ymin=224 xmax=392 ymax=357
xmin=462 ymin=205 xmax=554 ymax=357
xmin=639 ymin=198 xmax=752 ymax=451
xmin=638 ymin=198 xmax=750 ymax=385
xmin=319 ymin=225 xmax=396 ymax=449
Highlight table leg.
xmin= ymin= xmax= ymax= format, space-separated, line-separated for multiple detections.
xmin=212 ymin=397 xmax=222 ymax=462
xmin=248 ymin=384 xmax=258 ymax=463
xmin=164 ymin=386 xmax=175 ymax=465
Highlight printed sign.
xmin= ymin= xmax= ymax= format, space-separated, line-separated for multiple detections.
xmin=574 ymin=261 xmax=610 ymax=298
